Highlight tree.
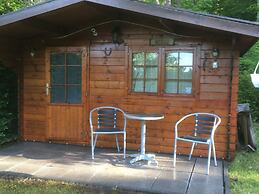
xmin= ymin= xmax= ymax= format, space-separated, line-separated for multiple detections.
xmin=142 ymin=0 xmax=258 ymax=21
xmin=0 ymin=0 xmax=45 ymax=15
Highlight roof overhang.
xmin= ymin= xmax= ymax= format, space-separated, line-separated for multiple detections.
xmin=0 ymin=0 xmax=258 ymax=55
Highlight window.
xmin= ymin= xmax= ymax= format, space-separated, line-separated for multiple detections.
xmin=164 ymin=51 xmax=193 ymax=94
xmin=50 ymin=52 xmax=82 ymax=104
xmin=129 ymin=48 xmax=195 ymax=96
xmin=131 ymin=52 xmax=158 ymax=93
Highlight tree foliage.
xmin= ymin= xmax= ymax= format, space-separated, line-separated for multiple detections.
xmin=141 ymin=0 xmax=258 ymax=21
xmin=0 ymin=65 xmax=18 ymax=144
xmin=0 ymin=0 xmax=45 ymax=15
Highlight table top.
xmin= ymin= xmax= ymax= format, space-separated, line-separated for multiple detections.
xmin=125 ymin=113 xmax=164 ymax=121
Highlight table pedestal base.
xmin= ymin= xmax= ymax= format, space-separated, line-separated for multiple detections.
xmin=129 ymin=154 xmax=158 ymax=165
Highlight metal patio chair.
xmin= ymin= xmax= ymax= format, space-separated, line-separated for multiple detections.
xmin=89 ymin=106 xmax=127 ymax=159
xmin=173 ymin=113 xmax=221 ymax=175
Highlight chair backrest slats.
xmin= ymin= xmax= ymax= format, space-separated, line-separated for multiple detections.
xmin=97 ymin=109 xmax=117 ymax=129
xmin=196 ymin=115 xmax=215 ymax=122
xmin=195 ymin=114 xmax=216 ymax=135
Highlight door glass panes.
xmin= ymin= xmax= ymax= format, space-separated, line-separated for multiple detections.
xmin=67 ymin=53 xmax=82 ymax=66
xmin=51 ymin=53 xmax=65 ymax=66
xmin=67 ymin=85 xmax=82 ymax=103
xmin=132 ymin=52 xmax=158 ymax=93
xmin=51 ymin=66 xmax=65 ymax=84
xmin=51 ymin=86 xmax=66 ymax=103
xmin=164 ymin=51 xmax=193 ymax=94
xmin=50 ymin=52 xmax=82 ymax=104
xmin=67 ymin=66 xmax=81 ymax=84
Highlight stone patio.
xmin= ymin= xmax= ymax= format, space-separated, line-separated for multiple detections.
xmin=0 ymin=142 xmax=228 ymax=194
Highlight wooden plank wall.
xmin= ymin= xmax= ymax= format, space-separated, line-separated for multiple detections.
xmin=20 ymin=25 xmax=239 ymax=159
xmin=22 ymin=47 xmax=47 ymax=141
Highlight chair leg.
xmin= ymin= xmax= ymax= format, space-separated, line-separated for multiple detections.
xmin=207 ymin=143 xmax=212 ymax=175
xmin=173 ymin=138 xmax=177 ymax=167
xmin=189 ymin=143 xmax=195 ymax=160
xmin=94 ymin=134 xmax=98 ymax=148
xmin=91 ymin=133 xmax=94 ymax=159
xmin=115 ymin=135 xmax=120 ymax=153
xmin=123 ymin=132 xmax=126 ymax=159
xmin=212 ymin=140 xmax=217 ymax=166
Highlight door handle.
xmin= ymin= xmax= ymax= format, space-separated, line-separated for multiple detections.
xmin=46 ymin=83 xmax=51 ymax=96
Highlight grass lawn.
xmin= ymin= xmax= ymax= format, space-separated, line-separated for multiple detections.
xmin=0 ymin=178 xmax=134 ymax=194
xmin=229 ymin=123 xmax=259 ymax=194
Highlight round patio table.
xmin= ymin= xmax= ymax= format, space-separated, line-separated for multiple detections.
xmin=125 ymin=113 xmax=164 ymax=165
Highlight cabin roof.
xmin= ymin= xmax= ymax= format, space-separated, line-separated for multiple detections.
xmin=0 ymin=0 xmax=258 ymax=54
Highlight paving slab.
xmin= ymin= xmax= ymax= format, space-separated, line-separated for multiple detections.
xmin=0 ymin=142 xmax=225 ymax=194
xmin=187 ymin=158 xmax=224 ymax=194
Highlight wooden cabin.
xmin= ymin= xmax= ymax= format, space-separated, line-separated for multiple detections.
xmin=0 ymin=0 xmax=258 ymax=160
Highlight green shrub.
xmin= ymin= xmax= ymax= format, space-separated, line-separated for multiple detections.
xmin=0 ymin=64 xmax=18 ymax=144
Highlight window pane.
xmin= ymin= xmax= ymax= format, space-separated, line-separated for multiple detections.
xmin=179 ymin=52 xmax=193 ymax=66
xmin=51 ymin=85 xmax=65 ymax=103
xmin=67 ymin=53 xmax=82 ymax=66
xmin=133 ymin=67 xmax=144 ymax=79
xmin=165 ymin=81 xmax=177 ymax=94
xmin=179 ymin=67 xmax=192 ymax=80
xmin=146 ymin=53 xmax=158 ymax=66
xmin=165 ymin=52 xmax=178 ymax=66
xmin=145 ymin=80 xmax=157 ymax=93
xmin=51 ymin=53 xmax=65 ymax=66
xmin=67 ymin=66 xmax=82 ymax=84
xmin=51 ymin=66 xmax=65 ymax=85
xmin=146 ymin=67 xmax=158 ymax=79
xmin=133 ymin=53 xmax=144 ymax=66
xmin=179 ymin=81 xmax=192 ymax=94
xmin=132 ymin=80 xmax=144 ymax=92
xmin=67 ymin=85 xmax=81 ymax=104
xmin=165 ymin=67 xmax=178 ymax=79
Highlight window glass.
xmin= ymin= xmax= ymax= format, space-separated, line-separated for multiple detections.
xmin=179 ymin=67 xmax=192 ymax=80
xmin=165 ymin=67 xmax=178 ymax=79
xmin=164 ymin=51 xmax=193 ymax=94
xmin=132 ymin=80 xmax=144 ymax=92
xmin=165 ymin=81 xmax=178 ymax=94
xmin=131 ymin=51 xmax=158 ymax=93
xmin=165 ymin=52 xmax=178 ymax=66
xmin=146 ymin=67 xmax=158 ymax=79
xmin=133 ymin=67 xmax=144 ymax=79
xmin=145 ymin=80 xmax=157 ymax=93
xmin=179 ymin=52 xmax=193 ymax=66
xmin=133 ymin=53 xmax=144 ymax=66
xmin=179 ymin=81 xmax=192 ymax=94
xmin=146 ymin=53 xmax=158 ymax=66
